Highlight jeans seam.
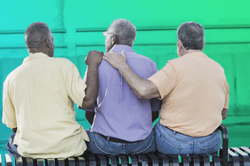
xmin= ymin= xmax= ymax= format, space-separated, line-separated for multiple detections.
xmin=131 ymin=135 xmax=154 ymax=154
xmin=160 ymin=125 xmax=189 ymax=144
xmin=198 ymin=130 xmax=219 ymax=144
xmin=200 ymin=137 xmax=221 ymax=150
xmin=95 ymin=133 xmax=121 ymax=154
xmin=159 ymin=134 xmax=183 ymax=150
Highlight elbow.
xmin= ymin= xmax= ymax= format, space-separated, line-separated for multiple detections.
xmin=136 ymin=87 xmax=150 ymax=100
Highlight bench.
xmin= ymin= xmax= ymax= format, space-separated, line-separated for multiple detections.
xmin=1 ymin=124 xmax=250 ymax=166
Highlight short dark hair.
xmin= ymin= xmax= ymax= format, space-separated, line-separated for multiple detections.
xmin=177 ymin=22 xmax=204 ymax=50
xmin=25 ymin=22 xmax=52 ymax=48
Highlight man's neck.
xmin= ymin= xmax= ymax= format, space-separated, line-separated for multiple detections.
xmin=182 ymin=49 xmax=202 ymax=56
xmin=28 ymin=48 xmax=48 ymax=55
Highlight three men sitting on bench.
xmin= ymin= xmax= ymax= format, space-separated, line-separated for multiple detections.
xmin=2 ymin=20 xmax=229 ymax=159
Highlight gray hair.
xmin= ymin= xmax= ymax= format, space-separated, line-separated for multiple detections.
xmin=25 ymin=22 xmax=52 ymax=48
xmin=108 ymin=19 xmax=136 ymax=46
xmin=177 ymin=21 xmax=205 ymax=50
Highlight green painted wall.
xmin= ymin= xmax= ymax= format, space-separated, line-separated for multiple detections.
xmin=0 ymin=0 xmax=250 ymax=157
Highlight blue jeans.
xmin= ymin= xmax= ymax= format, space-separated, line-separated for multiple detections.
xmin=6 ymin=133 xmax=20 ymax=159
xmin=155 ymin=121 xmax=221 ymax=154
xmin=86 ymin=129 xmax=156 ymax=155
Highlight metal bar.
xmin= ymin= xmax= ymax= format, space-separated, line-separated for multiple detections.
xmin=117 ymin=155 xmax=128 ymax=166
xmin=180 ymin=155 xmax=190 ymax=166
xmin=108 ymin=155 xmax=118 ymax=166
xmin=5 ymin=154 xmax=13 ymax=166
xmin=167 ymin=155 xmax=179 ymax=166
xmin=37 ymin=159 xmax=44 ymax=166
xmin=26 ymin=158 xmax=34 ymax=166
xmin=218 ymin=124 xmax=228 ymax=166
xmin=231 ymin=147 xmax=250 ymax=166
xmin=76 ymin=25 xmax=250 ymax=33
xmin=199 ymin=154 xmax=210 ymax=166
xmin=95 ymin=155 xmax=107 ymax=166
xmin=136 ymin=154 xmax=149 ymax=166
xmin=0 ymin=46 xmax=67 ymax=49
xmin=228 ymin=149 xmax=240 ymax=166
xmin=77 ymin=157 xmax=86 ymax=166
xmin=84 ymin=153 xmax=96 ymax=166
xmin=127 ymin=154 xmax=138 ymax=166
xmin=145 ymin=153 xmax=159 ymax=166
xmin=67 ymin=158 xmax=76 ymax=166
xmin=155 ymin=153 xmax=170 ymax=166
xmin=190 ymin=155 xmax=200 ymax=166
xmin=0 ymin=29 xmax=66 ymax=35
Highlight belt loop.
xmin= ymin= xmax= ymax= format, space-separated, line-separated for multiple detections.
xmin=107 ymin=137 xmax=110 ymax=143
xmin=173 ymin=131 xmax=176 ymax=135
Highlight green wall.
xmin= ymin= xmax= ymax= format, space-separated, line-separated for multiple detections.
xmin=0 ymin=0 xmax=250 ymax=156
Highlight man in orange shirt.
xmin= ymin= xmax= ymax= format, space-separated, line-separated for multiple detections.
xmin=103 ymin=21 xmax=229 ymax=154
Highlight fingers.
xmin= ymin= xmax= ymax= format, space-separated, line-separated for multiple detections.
xmin=121 ymin=50 xmax=125 ymax=57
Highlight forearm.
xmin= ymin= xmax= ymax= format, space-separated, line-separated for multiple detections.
xmin=118 ymin=63 xmax=160 ymax=99
xmin=85 ymin=111 xmax=95 ymax=125
xmin=12 ymin=128 xmax=17 ymax=133
xmin=222 ymin=108 xmax=228 ymax=120
xmin=82 ymin=65 xmax=99 ymax=109
xmin=152 ymin=111 xmax=159 ymax=123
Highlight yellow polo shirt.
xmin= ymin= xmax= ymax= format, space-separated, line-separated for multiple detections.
xmin=2 ymin=53 xmax=89 ymax=159
xmin=148 ymin=52 xmax=229 ymax=137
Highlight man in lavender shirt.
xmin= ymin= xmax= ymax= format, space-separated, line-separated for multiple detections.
xmin=83 ymin=19 xmax=161 ymax=155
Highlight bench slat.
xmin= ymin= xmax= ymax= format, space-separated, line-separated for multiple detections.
xmin=5 ymin=154 xmax=13 ymax=166
xmin=155 ymin=153 xmax=170 ymax=166
xmin=180 ymin=154 xmax=190 ymax=166
xmin=231 ymin=147 xmax=250 ymax=166
xmin=167 ymin=155 xmax=179 ymax=166
xmin=127 ymin=154 xmax=138 ymax=166
xmin=199 ymin=154 xmax=210 ymax=166
xmin=108 ymin=155 xmax=118 ymax=166
xmin=190 ymin=155 xmax=200 ymax=166
xmin=146 ymin=153 xmax=159 ymax=166
xmin=228 ymin=149 xmax=240 ymax=166
xmin=136 ymin=154 xmax=149 ymax=166
xmin=117 ymin=155 xmax=128 ymax=166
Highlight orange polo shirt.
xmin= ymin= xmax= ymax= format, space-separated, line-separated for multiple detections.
xmin=148 ymin=52 xmax=229 ymax=137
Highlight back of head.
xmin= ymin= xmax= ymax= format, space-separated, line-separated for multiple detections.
xmin=25 ymin=22 xmax=52 ymax=49
xmin=108 ymin=19 xmax=136 ymax=46
xmin=177 ymin=22 xmax=204 ymax=50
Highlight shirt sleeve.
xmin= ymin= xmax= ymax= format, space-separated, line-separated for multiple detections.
xmin=2 ymin=81 xmax=17 ymax=128
xmin=64 ymin=61 xmax=87 ymax=107
xmin=148 ymin=62 xmax=177 ymax=100
xmin=79 ymin=67 xmax=94 ymax=112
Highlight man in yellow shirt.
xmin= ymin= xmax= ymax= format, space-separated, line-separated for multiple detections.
xmin=2 ymin=22 xmax=103 ymax=159
xmin=103 ymin=22 xmax=229 ymax=154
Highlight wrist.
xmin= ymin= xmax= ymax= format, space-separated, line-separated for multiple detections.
xmin=88 ymin=63 xmax=99 ymax=69
xmin=118 ymin=62 xmax=129 ymax=72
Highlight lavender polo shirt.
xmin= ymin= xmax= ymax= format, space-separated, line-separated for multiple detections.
xmin=84 ymin=45 xmax=161 ymax=141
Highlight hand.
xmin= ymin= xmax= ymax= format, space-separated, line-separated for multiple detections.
xmin=85 ymin=50 xmax=104 ymax=67
xmin=103 ymin=50 xmax=127 ymax=69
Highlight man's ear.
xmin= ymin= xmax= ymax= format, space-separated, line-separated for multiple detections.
xmin=202 ymin=40 xmax=205 ymax=51
xmin=111 ymin=35 xmax=117 ymax=45
xmin=46 ymin=38 xmax=53 ymax=49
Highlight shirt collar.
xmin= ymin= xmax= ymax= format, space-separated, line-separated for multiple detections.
xmin=109 ymin=45 xmax=134 ymax=54
xmin=184 ymin=51 xmax=208 ymax=58
xmin=23 ymin=52 xmax=49 ymax=64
